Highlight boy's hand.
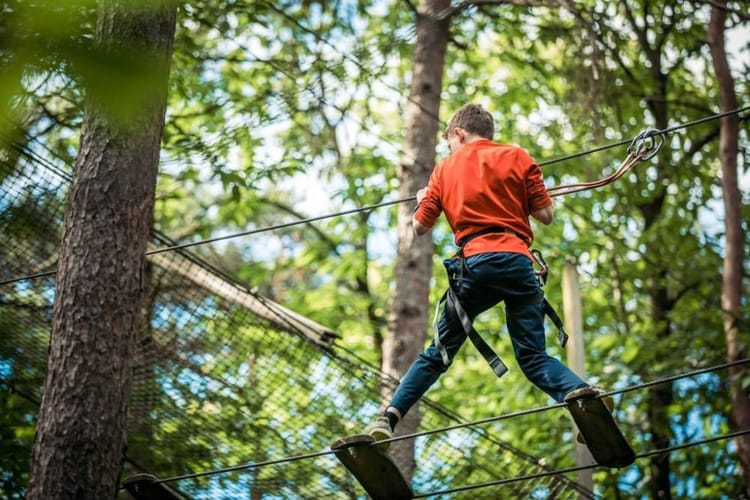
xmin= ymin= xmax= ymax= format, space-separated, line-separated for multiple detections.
xmin=416 ymin=187 xmax=428 ymax=204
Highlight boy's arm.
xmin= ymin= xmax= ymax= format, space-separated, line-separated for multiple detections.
xmin=524 ymin=155 xmax=553 ymax=225
xmin=531 ymin=205 xmax=554 ymax=225
xmin=412 ymin=186 xmax=433 ymax=236
xmin=412 ymin=218 xmax=431 ymax=235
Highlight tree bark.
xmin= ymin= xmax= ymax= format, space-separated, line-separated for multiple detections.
xmin=707 ymin=2 xmax=749 ymax=496
xmin=26 ymin=1 xmax=176 ymax=498
xmin=381 ymin=0 xmax=450 ymax=479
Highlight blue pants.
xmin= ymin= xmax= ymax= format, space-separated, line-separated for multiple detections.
xmin=388 ymin=252 xmax=587 ymax=416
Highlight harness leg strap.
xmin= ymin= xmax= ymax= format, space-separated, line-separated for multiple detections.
xmin=542 ymin=299 xmax=569 ymax=348
xmin=444 ymin=288 xmax=508 ymax=377
xmin=432 ymin=291 xmax=452 ymax=367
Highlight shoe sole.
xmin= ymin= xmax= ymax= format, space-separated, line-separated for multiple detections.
xmin=567 ymin=387 xmax=614 ymax=444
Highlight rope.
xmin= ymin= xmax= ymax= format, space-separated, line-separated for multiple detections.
xmin=150 ymin=448 xmax=337 ymax=485
xmin=137 ymin=357 xmax=749 ymax=486
xmin=412 ymin=428 xmax=750 ymax=498
xmin=147 ymin=197 xmax=412 ymax=255
xmin=539 ymin=104 xmax=750 ymax=167
xmin=4 ymin=105 xmax=748 ymax=287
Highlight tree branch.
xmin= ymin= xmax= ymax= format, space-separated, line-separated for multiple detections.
xmin=694 ymin=0 xmax=750 ymax=21
xmin=401 ymin=0 xmax=418 ymax=16
xmin=437 ymin=0 xmax=561 ymax=21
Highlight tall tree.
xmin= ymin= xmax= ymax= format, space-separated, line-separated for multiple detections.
xmin=381 ymin=0 xmax=450 ymax=477
xmin=707 ymin=1 xmax=749 ymax=495
xmin=26 ymin=1 xmax=177 ymax=498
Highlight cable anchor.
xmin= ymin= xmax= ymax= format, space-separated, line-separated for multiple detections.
xmin=628 ymin=128 xmax=663 ymax=161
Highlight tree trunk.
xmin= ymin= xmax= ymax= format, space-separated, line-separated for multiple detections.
xmin=639 ymin=259 xmax=673 ymax=500
xmin=381 ymin=0 xmax=450 ymax=479
xmin=26 ymin=2 xmax=176 ymax=498
xmin=639 ymin=49 xmax=673 ymax=500
xmin=708 ymin=2 xmax=749 ymax=496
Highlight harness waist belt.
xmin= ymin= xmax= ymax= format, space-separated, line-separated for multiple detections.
xmin=456 ymin=226 xmax=528 ymax=249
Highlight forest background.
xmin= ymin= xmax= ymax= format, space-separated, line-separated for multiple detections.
xmin=1 ymin=0 xmax=748 ymax=498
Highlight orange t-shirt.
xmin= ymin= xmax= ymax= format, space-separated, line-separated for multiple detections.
xmin=414 ymin=139 xmax=551 ymax=260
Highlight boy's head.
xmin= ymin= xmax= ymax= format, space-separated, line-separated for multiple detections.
xmin=444 ymin=103 xmax=494 ymax=140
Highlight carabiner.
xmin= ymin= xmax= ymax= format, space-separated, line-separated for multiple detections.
xmin=531 ymin=249 xmax=548 ymax=286
xmin=627 ymin=128 xmax=663 ymax=161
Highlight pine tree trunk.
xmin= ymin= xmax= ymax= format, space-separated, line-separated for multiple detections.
xmin=381 ymin=0 xmax=449 ymax=479
xmin=708 ymin=3 xmax=749 ymax=496
xmin=26 ymin=2 xmax=176 ymax=498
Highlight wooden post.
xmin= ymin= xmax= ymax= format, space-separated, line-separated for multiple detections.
xmin=562 ymin=259 xmax=594 ymax=494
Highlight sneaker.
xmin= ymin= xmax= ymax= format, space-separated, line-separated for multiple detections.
xmin=368 ymin=416 xmax=393 ymax=449
xmin=564 ymin=387 xmax=614 ymax=444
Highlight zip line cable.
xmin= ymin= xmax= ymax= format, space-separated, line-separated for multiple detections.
xmin=149 ymin=427 xmax=750 ymax=494
xmin=412 ymin=428 xmax=750 ymax=498
xmin=150 ymin=448 xmax=339 ymax=486
xmin=540 ymin=103 xmax=750 ymax=167
xmin=3 ymin=105 xmax=748 ymax=287
xmin=143 ymin=357 xmax=749 ymax=486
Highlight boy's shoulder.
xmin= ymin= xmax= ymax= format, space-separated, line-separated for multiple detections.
xmin=482 ymin=142 xmax=535 ymax=163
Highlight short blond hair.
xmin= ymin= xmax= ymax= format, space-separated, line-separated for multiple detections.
xmin=445 ymin=103 xmax=494 ymax=139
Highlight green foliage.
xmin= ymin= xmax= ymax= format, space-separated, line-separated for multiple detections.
xmin=0 ymin=389 xmax=36 ymax=499
xmin=2 ymin=0 xmax=179 ymax=136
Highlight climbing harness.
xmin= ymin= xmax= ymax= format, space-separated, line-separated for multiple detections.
xmin=432 ymin=230 xmax=568 ymax=378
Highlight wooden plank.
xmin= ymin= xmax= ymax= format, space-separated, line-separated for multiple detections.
xmin=566 ymin=395 xmax=635 ymax=468
xmin=331 ymin=434 xmax=413 ymax=500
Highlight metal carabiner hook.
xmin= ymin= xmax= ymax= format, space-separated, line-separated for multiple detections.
xmin=531 ymin=249 xmax=548 ymax=286
xmin=628 ymin=128 xmax=664 ymax=161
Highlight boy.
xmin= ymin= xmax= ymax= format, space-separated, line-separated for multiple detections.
xmin=370 ymin=103 xmax=599 ymax=443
